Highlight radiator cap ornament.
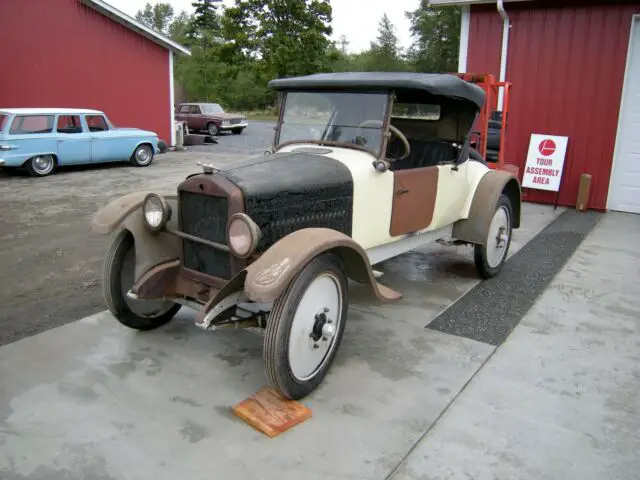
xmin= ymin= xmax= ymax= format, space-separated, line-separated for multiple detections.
xmin=196 ymin=161 xmax=219 ymax=175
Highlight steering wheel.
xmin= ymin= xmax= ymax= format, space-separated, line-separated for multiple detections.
xmin=357 ymin=120 xmax=411 ymax=161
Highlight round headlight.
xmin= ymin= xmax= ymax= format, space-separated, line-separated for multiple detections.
xmin=227 ymin=213 xmax=261 ymax=258
xmin=143 ymin=193 xmax=170 ymax=231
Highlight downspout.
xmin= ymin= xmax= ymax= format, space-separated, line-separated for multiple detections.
xmin=497 ymin=0 xmax=511 ymax=111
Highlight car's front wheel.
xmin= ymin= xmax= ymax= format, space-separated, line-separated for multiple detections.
xmin=103 ymin=229 xmax=181 ymax=330
xmin=130 ymin=144 xmax=154 ymax=167
xmin=25 ymin=154 xmax=55 ymax=177
xmin=474 ymin=194 xmax=513 ymax=278
xmin=263 ymin=253 xmax=348 ymax=400
xmin=207 ymin=122 xmax=219 ymax=136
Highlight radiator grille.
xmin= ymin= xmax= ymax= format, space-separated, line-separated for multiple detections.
xmin=179 ymin=191 xmax=231 ymax=279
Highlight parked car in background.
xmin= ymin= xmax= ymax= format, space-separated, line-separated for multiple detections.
xmin=175 ymin=102 xmax=248 ymax=136
xmin=0 ymin=108 xmax=159 ymax=177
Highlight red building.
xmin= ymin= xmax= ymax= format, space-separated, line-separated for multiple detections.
xmin=432 ymin=0 xmax=640 ymax=213
xmin=0 ymin=0 xmax=190 ymax=146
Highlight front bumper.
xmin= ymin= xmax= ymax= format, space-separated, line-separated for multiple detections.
xmin=220 ymin=122 xmax=248 ymax=130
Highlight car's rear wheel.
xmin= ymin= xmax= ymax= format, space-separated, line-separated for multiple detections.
xmin=263 ymin=253 xmax=348 ymax=400
xmin=130 ymin=144 xmax=154 ymax=167
xmin=474 ymin=194 xmax=513 ymax=278
xmin=25 ymin=154 xmax=55 ymax=177
xmin=207 ymin=123 xmax=219 ymax=136
xmin=103 ymin=229 xmax=181 ymax=330
xmin=231 ymin=127 xmax=244 ymax=135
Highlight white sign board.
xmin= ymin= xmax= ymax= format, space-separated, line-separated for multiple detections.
xmin=522 ymin=134 xmax=569 ymax=192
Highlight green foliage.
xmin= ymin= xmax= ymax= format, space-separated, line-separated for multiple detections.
xmin=135 ymin=0 xmax=462 ymax=111
xmin=134 ymin=2 xmax=174 ymax=34
xmin=405 ymin=1 xmax=461 ymax=73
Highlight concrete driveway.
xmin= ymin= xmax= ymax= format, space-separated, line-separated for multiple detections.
xmin=0 ymin=203 xmax=565 ymax=480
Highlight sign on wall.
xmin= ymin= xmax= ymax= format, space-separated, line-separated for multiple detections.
xmin=522 ymin=134 xmax=569 ymax=192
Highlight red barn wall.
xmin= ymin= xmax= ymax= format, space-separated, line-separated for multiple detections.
xmin=468 ymin=1 xmax=640 ymax=210
xmin=0 ymin=0 xmax=171 ymax=143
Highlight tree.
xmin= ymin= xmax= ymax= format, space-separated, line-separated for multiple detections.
xmin=191 ymin=0 xmax=223 ymax=32
xmin=222 ymin=0 xmax=333 ymax=80
xmin=135 ymin=2 xmax=175 ymax=34
xmin=360 ymin=13 xmax=409 ymax=72
xmin=405 ymin=1 xmax=461 ymax=73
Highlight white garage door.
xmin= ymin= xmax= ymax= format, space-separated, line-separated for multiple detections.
xmin=609 ymin=16 xmax=640 ymax=214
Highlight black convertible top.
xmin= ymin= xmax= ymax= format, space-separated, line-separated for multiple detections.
xmin=267 ymin=72 xmax=485 ymax=109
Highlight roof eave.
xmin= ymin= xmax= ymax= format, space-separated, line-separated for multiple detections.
xmin=429 ymin=0 xmax=533 ymax=5
xmin=80 ymin=0 xmax=191 ymax=55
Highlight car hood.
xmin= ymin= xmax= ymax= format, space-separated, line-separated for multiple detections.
xmin=220 ymin=151 xmax=352 ymax=199
xmin=114 ymin=127 xmax=157 ymax=136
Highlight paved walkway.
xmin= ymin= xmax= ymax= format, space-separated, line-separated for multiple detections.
xmin=391 ymin=211 xmax=640 ymax=480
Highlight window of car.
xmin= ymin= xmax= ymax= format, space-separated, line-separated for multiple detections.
xmin=85 ymin=115 xmax=110 ymax=132
xmin=200 ymin=103 xmax=224 ymax=114
xmin=0 ymin=114 xmax=8 ymax=131
xmin=190 ymin=105 xmax=202 ymax=114
xmin=391 ymin=103 xmax=441 ymax=121
xmin=9 ymin=115 xmax=55 ymax=135
xmin=178 ymin=105 xmax=191 ymax=113
xmin=56 ymin=115 xmax=83 ymax=134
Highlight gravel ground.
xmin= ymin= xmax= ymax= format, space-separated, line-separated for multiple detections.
xmin=0 ymin=121 xmax=275 ymax=346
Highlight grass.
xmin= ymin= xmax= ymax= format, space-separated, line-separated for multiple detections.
xmin=241 ymin=108 xmax=278 ymax=122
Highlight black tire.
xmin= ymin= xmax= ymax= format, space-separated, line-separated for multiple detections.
xmin=103 ymin=229 xmax=181 ymax=330
xmin=231 ymin=127 xmax=244 ymax=135
xmin=474 ymin=194 xmax=513 ymax=279
xmin=264 ymin=253 xmax=349 ymax=400
xmin=25 ymin=154 xmax=55 ymax=177
xmin=130 ymin=143 xmax=154 ymax=167
xmin=207 ymin=122 xmax=219 ymax=136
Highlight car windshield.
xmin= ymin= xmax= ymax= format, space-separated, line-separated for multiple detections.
xmin=0 ymin=114 xmax=8 ymax=132
xmin=275 ymin=90 xmax=389 ymax=156
xmin=201 ymin=104 xmax=224 ymax=114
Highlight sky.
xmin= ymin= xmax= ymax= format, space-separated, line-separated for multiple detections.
xmin=105 ymin=0 xmax=420 ymax=53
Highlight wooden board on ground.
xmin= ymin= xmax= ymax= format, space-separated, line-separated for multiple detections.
xmin=232 ymin=387 xmax=313 ymax=437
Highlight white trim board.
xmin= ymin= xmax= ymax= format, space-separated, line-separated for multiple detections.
xmin=429 ymin=0 xmax=532 ymax=5
xmin=607 ymin=14 xmax=640 ymax=212
xmin=169 ymin=51 xmax=176 ymax=147
xmin=458 ymin=5 xmax=470 ymax=73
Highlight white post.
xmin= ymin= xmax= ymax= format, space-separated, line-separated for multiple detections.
xmin=497 ymin=0 xmax=511 ymax=111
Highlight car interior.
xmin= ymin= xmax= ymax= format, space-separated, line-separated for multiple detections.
xmin=385 ymin=91 xmax=479 ymax=171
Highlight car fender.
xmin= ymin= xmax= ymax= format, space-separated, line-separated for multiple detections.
xmin=134 ymin=138 xmax=158 ymax=154
xmin=92 ymin=191 xmax=180 ymax=280
xmin=243 ymin=228 xmax=403 ymax=304
xmin=452 ymin=169 xmax=521 ymax=245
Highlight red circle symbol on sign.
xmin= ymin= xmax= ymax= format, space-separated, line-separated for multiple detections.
xmin=538 ymin=139 xmax=556 ymax=156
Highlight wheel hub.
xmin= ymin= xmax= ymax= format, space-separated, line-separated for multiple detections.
xmin=310 ymin=308 xmax=334 ymax=344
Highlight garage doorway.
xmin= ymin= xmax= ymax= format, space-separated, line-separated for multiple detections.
xmin=609 ymin=15 xmax=640 ymax=214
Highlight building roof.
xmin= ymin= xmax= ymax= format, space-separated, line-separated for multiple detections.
xmin=79 ymin=0 xmax=191 ymax=55
xmin=429 ymin=0 xmax=532 ymax=5
xmin=0 ymin=108 xmax=104 ymax=115
xmin=267 ymin=72 xmax=486 ymax=108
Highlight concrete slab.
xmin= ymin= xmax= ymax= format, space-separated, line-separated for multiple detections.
xmin=389 ymin=212 xmax=640 ymax=480
xmin=0 ymin=203 xmax=563 ymax=480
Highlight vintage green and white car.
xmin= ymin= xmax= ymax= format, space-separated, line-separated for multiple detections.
xmin=91 ymin=72 xmax=521 ymax=400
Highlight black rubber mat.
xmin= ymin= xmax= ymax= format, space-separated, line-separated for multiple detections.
xmin=426 ymin=209 xmax=602 ymax=346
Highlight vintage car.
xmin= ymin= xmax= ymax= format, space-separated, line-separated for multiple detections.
xmin=175 ymin=102 xmax=248 ymax=136
xmin=0 ymin=108 xmax=159 ymax=177
xmin=92 ymin=72 xmax=521 ymax=400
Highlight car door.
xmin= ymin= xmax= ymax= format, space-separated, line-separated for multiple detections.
xmin=85 ymin=114 xmax=120 ymax=163
xmin=55 ymin=114 xmax=91 ymax=165
xmin=189 ymin=105 xmax=205 ymax=130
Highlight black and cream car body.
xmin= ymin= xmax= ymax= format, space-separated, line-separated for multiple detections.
xmin=92 ymin=72 xmax=521 ymax=400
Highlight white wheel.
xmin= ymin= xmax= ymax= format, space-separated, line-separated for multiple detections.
xmin=26 ymin=154 xmax=55 ymax=177
xmin=131 ymin=144 xmax=153 ymax=167
xmin=474 ymin=194 xmax=513 ymax=278
xmin=264 ymin=253 xmax=348 ymax=400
